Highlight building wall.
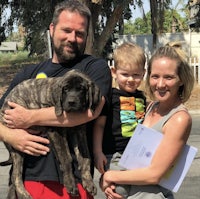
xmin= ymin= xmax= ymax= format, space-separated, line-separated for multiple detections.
xmin=114 ymin=32 xmax=200 ymax=58
xmin=0 ymin=42 xmax=18 ymax=53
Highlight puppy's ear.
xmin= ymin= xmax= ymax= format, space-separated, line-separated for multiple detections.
xmin=54 ymin=84 xmax=64 ymax=116
xmin=88 ymin=82 xmax=101 ymax=112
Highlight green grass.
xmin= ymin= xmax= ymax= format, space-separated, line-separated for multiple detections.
xmin=0 ymin=51 xmax=44 ymax=67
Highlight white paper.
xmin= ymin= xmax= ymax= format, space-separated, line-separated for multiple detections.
xmin=118 ymin=124 xmax=198 ymax=192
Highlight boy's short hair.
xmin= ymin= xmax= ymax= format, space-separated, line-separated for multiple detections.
xmin=113 ymin=42 xmax=146 ymax=70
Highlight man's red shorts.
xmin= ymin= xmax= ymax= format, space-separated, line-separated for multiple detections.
xmin=23 ymin=181 xmax=94 ymax=199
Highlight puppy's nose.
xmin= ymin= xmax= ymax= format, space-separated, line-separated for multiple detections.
xmin=68 ymin=101 xmax=75 ymax=106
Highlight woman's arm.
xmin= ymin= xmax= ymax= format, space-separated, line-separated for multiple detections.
xmin=0 ymin=122 xmax=50 ymax=156
xmin=101 ymin=111 xmax=192 ymax=189
xmin=4 ymin=97 xmax=105 ymax=129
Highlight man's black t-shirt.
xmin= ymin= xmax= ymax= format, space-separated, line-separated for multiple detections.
xmin=0 ymin=55 xmax=112 ymax=183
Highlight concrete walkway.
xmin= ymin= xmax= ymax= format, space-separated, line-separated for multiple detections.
xmin=0 ymin=114 xmax=200 ymax=199
xmin=0 ymin=143 xmax=10 ymax=199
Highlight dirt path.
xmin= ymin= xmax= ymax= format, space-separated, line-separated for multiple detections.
xmin=0 ymin=66 xmax=25 ymax=97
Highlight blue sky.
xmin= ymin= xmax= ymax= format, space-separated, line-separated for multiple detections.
xmin=131 ymin=0 xmax=187 ymax=21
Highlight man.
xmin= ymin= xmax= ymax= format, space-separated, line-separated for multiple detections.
xmin=0 ymin=1 xmax=111 ymax=198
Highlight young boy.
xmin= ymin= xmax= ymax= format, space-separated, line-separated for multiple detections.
xmin=93 ymin=42 xmax=147 ymax=198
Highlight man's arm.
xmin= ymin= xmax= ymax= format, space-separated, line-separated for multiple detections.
xmin=0 ymin=122 xmax=50 ymax=156
xmin=4 ymin=97 xmax=105 ymax=129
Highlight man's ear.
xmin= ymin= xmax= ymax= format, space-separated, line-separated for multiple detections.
xmin=49 ymin=23 xmax=54 ymax=37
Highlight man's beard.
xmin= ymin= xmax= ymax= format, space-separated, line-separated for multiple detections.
xmin=53 ymin=41 xmax=85 ymax=62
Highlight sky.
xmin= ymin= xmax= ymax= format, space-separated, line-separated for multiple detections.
xmin=131 ymin=0 xmax=188 ymax=21
xmin=132 ymin=1 xmax=150 ymax=20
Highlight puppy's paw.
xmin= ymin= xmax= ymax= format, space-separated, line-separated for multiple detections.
xmin=83 ymin=181 xmax=97 ymax=196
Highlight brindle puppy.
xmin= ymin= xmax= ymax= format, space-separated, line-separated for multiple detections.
xmin=0 ymin=69 xmax=101 ymax=199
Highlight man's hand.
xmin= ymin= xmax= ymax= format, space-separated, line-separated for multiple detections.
xmin=4 ymin=101 xmax=33 ymax=129
xmin=3 ymin=127 xmax=50 ymax=156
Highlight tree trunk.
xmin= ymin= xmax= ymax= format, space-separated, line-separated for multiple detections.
xmin=83 ymin=0 xmax=133 ymax=56
xmin=85 ymin=1 xmax=101 ymax=54
xmin=94 ymin=0 xmax=132 ymax=56
xmin=150 ymin=0 xmax=158 ymax=51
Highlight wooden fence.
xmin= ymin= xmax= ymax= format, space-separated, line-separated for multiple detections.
xmin=189 ymin=57 xmax=200 ymax=85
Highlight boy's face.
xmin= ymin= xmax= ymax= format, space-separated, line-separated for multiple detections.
xmin=111 ymin=65 xmax=145 ymax=93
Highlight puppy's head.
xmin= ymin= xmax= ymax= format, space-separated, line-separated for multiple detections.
xmin=55 ymin=70 xmax=101 ymax=116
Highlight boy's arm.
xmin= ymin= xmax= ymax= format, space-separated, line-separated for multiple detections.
xmin=93 ymin=115 xmax=107 ymax=174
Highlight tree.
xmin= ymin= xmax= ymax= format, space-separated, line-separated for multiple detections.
xmin=149 ymin=0 xmax=171 ymax=49
xmin=85 ymin=0 xmax=135 ymax=56
xmin=124 ymin=12 xmax=152 ymax=34
xmin=149 ymin=0 xmax=158 ymax=50
xmin=148 ymin=0 xmax=189 ymax=50
xmin=169 ymin=0 xmax=189 ymax=32
xmin=0 ymin=1 xmax=8 ymax=44
xmin=1 ymin=0 xmax=139 ymax=57
xmin=188 ymin=0 xmax=200 ymax=30
xmin=124 ymin=10 xmax=188 ymax=35
xmin=1 ymin=0 xmax=189 ymax=56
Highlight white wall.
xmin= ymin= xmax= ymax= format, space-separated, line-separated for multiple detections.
xmin=114 ymin=32 xmax=200 ymax=58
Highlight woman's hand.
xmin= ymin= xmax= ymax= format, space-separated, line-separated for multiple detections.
xmin=104 ymin=186 xmax=123 ymax=199
xmin=99 ymin=172 xmax=123 ymax=199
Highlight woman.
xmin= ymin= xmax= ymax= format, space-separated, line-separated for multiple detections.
xmin=100 ymin=43 xmax=194 ymax=199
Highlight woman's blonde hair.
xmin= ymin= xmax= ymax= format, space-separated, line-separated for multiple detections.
xmin=145 ymin=42 xmax=194 ymax=103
